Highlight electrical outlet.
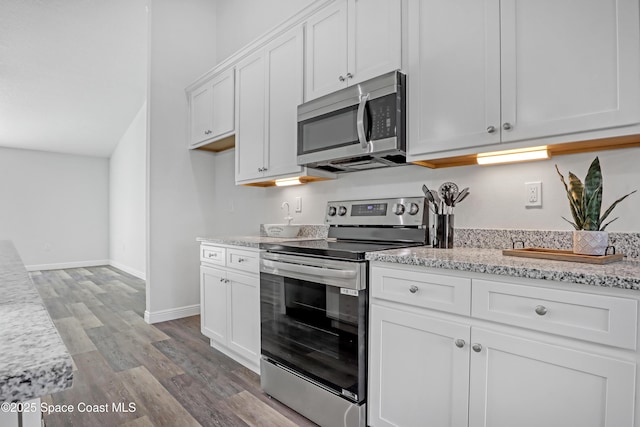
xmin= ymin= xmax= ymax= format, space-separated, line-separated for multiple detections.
xmin=525 ymin=181 xmax=542 ymax=207
xmin=295 ymin=196 xmax=302 ymax=213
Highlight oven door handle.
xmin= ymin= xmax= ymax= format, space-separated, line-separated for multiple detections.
xmin=356 ymin=93 xmax=370 ymax=151
xmin=261 ymin=259 xmax=358 ymax=279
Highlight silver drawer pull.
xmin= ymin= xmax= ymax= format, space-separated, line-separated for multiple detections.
xmin=409 ymin=285 xmax=419 ymax=294
xmin=237 ymin=257 xmax=246 ymax=263
xmin=455 ymin=339 xmax=465 ymax=348
xmin=472 ymin=343 xmax=482 ymax=353
xmin=219 ymin=278 xmax=225 ymax=282
xmin=535 ymin=305 xmax=548 ymax=316
xmin=208 ymin=253 xmax=217 ymax=258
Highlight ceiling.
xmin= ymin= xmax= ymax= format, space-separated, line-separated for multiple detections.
xmin=0 ymin=0 xmax=148 ymax=158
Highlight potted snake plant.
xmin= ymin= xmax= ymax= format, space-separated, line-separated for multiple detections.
xmin=555 ymin=157 xmax=636 ymax=255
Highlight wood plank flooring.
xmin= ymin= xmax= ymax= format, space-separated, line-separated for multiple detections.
xmin=30 ymin=266 xmax=316 ymax=427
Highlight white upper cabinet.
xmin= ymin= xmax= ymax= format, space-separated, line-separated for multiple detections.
xmin=500 ymin=0 xmax=640 ymax=142
xmin=235 ymin=52 xmax=266 ymax=182
xmin=305 ymin=0 xmax=401 ymax=101
xmin=188 ymin=68 xmax=235 ymax=148
xmin=235 ymin=26 xmax=305 ymax=184
xmin=263 ymin=26 xmax=305 ymax=178
xmin=408 ymin=0 xmax=640 ymax=159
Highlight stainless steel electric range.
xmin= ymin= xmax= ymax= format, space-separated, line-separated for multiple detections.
xmin=259 ymin=197 xmax=429 ymax=427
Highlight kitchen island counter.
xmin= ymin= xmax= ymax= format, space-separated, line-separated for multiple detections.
xmin=366 ymin=246 xmax=640 ymax=290
xmin=0 ymin=241 xmax=73 ymax=402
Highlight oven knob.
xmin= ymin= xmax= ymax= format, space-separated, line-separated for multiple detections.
xmin=392 ymin=203 xmax=405 ymax=215
xmin=337 ymin=206 xmax=348 ymax=216
xmin=408 ymin=203 xmax=420 ymax=215
xmin=328 ymin=206 xmax=337 ymax=216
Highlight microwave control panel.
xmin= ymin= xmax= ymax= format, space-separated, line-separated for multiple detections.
xmin=368 ymin=93 xmax=397 ymax=140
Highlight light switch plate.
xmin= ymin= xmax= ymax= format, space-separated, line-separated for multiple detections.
xmin=295 ymin=196 xmax=302 ymax=213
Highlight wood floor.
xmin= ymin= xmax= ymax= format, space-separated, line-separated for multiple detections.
xmin=30 ymin=266 xmax=317 ymax=427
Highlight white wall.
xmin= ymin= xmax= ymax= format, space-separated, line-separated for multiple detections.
xmin=215 ymin=0 xmax=314 ymax=62
xmin=110 ymin=102 xmax=147 ymax=279
xmin=146 ymin=0 xmax=218 ymax=323
xmin=0 ymin=147 xmax=110 ymax=269
xmin=212 ymin=148 xmax=640 ymax=235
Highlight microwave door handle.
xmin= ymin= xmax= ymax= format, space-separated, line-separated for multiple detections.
xmin=356 ymin=93 xmax=370 ymax=151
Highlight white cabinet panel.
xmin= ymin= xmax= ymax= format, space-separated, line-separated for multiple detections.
xmin=210 ymin=69 xmax=235 ymax=138
xmin=368 ymin=304 xmax=470 ymax=427
xmin=264 ymin=26 xmax=304 ymax=178
xmin=228 ymin=271 xmax=260 ymax=363
xmin=200 ymin=244 xmax=261 ymax=373
xmin=305 ymin=0 xmax=402 ymax=101
xmin=200 ymin=265 xmax=227 ymax=345
xmin=408 ymin=0 xmax=640 ymax=159
xmin=235 ymin=53 xmax=266 ymax=182
xmin=407 ymin=0 xmax=501 ymax=155
xmin=469 ymin=328 xmax=636 ymax=427
xmin=188 ymin=68 xmax=235 ymax=148
xmin=500 ymin=0 xmax=640 ymax=142
xmin=472 ymin=279 xmax=638 ymax=349
xmin=305 ymin=1 xmax=349 ymax=100
xmin=349 ymin=0 xmax=402 ymax=85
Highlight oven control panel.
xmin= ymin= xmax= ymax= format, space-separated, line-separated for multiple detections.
xmin=325 ymin=197 xmax=428 ymax=227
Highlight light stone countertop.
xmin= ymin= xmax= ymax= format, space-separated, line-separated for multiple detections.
xmin=0 ymin=241 xmax=73 ymax=402
xmin=197 ymin=235 xmax=324 ymax=249
xmin=366 ymin=246 xmax=640 ymax=290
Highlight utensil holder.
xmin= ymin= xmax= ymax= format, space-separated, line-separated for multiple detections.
xmin=434 ymin=214 xmax=454 ymax=249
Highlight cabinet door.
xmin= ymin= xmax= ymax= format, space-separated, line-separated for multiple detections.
xmin=469 ymin=328 xmax=636 ymax=427
xmin=189 ymin=84 xmax=213 ymax=146
xmin=407 ymin=0 xmax=501 ymax=158
xmin=200 ymin=266 xmax=228 ymax=346
xmin=227 ymin=271 xmax=260 ymax=365
xmin=368 ymin=304 xmax=470 ymax=427
xmin=348 ymin=0 xmax=401 ymax=85
xmin=210 ymin=68 xmax=235 ymax=139
xmin=500 ymin=0 xmax=640 ymax=142
xmin=263 ymin=26 xmax=304 ymax=178
xmin=305 ymin=1 xmax=349 ymax=100
xmin=235 ymin=52 xmax=266 ymax=182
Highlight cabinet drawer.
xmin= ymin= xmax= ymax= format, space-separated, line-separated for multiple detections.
xmin=227 ymin=248 xmax=260 ymax=274
xmin=371 ymin=264 xmax=471 ymax=315
xmin=201 ymin=245 xmax=226 ymax=266
xmin=472 ymin=279 xmax=638 ymax=349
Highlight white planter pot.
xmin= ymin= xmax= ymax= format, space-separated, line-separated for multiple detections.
xmin=573 ymin=230 xmax=609 ymax=256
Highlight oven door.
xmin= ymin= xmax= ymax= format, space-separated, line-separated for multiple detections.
xmin=260 ymin=253 xmax=368 ymax=404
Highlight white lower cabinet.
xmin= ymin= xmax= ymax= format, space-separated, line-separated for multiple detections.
xmin=368 ymin=262 xmax=637 ymax=427
xmin=369 ymin=304 xmax=471 ymax=427
xmin=200 ymin=244 xmax=260 ymax=373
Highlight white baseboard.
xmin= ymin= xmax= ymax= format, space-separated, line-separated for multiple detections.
xmin=108 ymin=260 xmax=146 ymax=280
xmin=144 ymin=304 xmax=200 ymax=324
xmin=26 ymin=259 xmax=110 ymax=272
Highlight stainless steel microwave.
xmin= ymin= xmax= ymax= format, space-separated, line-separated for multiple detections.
xmin=297 ymin=71 xmax=406 ymax=173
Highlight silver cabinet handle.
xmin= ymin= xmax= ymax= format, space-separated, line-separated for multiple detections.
xmin=225 ymin=279 xmax=230 ymax=284
xmin=472 ymin=343 xmax=482 ymax=353
xmin=535 ymin=305 xmax=548 ymax=316
xmin=356 ymin=93 xmax=370 ymax=150
xmin=208 ymin=253 xmax=217 ymax=258
xmin=237 ymin=257 xmax=245 ymax=263
xmin=338 ymin=75 xmax=346 ymax=82
xmin=502 ymin=122 xmax=512 ymax=131
xmin=487 ymin=125 xmax=496 ymax=134
xmin=455 ymin=339 xmax=465 ymax=348
xmin=219 ymin=278 xmax=225 ymax=282
xmin=346 ymin=72 xmax=353 ymax=79
xmin=262 ymin=167 xmax=268 ymax=172
xmin=409 ymin=285 xmax=419 ymax=294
